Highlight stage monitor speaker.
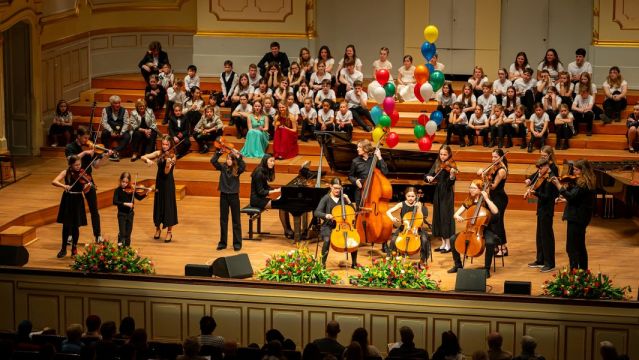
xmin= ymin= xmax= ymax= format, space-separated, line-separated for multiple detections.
xmin=454 ymin=269 xmax=487 ymax=292
xmin=185 ymin=264 xmax=213 ymax=277
xmin=504 ymin=280 xmax=532 ymax=295
xmin=0 ymin=245 xmax=29 ymax=266
xmin=212 ymin=254 xmax=253 ymax=279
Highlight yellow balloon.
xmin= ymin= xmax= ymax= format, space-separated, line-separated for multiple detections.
xmin=424 ymin=25 xmax=439 ymax=43
xmin=371 ymin=126 xmax=385 ymax=144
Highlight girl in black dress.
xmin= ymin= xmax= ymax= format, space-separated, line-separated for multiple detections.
xmin=425 ymin=145 xmax=457 ymax=253
xmin=52 ymin=155 xmax=87 ymax=258
xmin=551 ymin=159 xmax=595 ymax=270
xmin=112 ymin=172 xmax=150 ymax=247
xmin=211 ymin=149 xmax=246 ymax=251
xmin=249 ymin=155 xmax=288 ymax=235
xmin=385 ymin=187 xmax=430 ymax=264
xmin=141 ymin=135 xmax=178 ymax=242
xmin=313 ymin=178 xmax=358 ymax=268
xmin=477 ymin=149 xmax=509 ymax=256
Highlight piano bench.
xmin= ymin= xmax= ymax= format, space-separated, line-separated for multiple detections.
xmin=241 ymin=206 xmax=270 ymax=241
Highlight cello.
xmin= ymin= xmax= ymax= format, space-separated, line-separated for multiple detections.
xmin=454 ymin=180 xmax=492 ymax=258
xmin=329 ymin=189 xmax=360 ymax=253
xmin=395 ymin=191 xmax=424 ymax=256
xmin=355 ymin=137 xmax=394 ymax=245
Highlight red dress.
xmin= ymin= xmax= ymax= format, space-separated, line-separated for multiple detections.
xmin=273 ymin=116 xmax=299 ymax=159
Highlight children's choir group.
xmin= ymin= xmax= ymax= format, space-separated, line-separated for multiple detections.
xmin=50 ymin=41 xmax=614 ymax=277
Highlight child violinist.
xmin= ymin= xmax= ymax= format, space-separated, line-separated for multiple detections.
xmin=425 ymin=145 xmax=457 ymax=253
xmin=141 ymin=135 xmax=178 ymax=243
xmin=447 ymin=178 xmax=500 ymax=278
xmin=385 ymin=187 xmax=430 ymax=264
xmin=313 ymin=177 xmax=358 ymax=268
xmin=52 ymin=155 xmax=88 ymax=258
xmin=112 ymin=172 xmax=150 ymax=247
xmin=477 ymin=149 xmax=509 ymax=257
xmin=211 ymin=147 xmax=246 ymax=251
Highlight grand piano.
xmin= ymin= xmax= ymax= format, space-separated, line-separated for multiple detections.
xmin=271 ymin=132 xmax=439 ymax=241
xmin=591 ymin=160 xmax=639 ymax=217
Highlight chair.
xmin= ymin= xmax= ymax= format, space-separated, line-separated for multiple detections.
xmin=148 ymin=341 xmax=183 ymax=360
xmin=282 ymin=349 xmax=302 ymax=360
xmin=10 ymin=350 xmax=40 ymax=360
xmin=32 ymin=334 xmax=65 ymax=351
xmin=54 ymin=353 xmax=81 ymax=360
xmin=240 ymin=206 xmax=269 ymax=240
xmin=0 ymin=151 xmax=17 ymax=188
xmin=200 ymin=345 xmax=223 ymax=360
xmin=236 ymin=346 xmax=262 ymax=360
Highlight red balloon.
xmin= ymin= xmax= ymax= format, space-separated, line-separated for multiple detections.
xmin=386 ymin=132 xmax=399 ymax=148
xmin=417 ymin=113 xmax=429 ymax=126
xmin=417 ymin=136 xmax=432 ymax=152
xmin=376 ymin=69 xmax=390 ymax=86
xmin=390 ymin=110 xmax=400 ymax=127
xmin=414 ymin=82 xmax=424 ymax=102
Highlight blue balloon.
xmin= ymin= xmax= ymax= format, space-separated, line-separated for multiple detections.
xmin=420 ymin=41 xmax=437 ymax=61
xmin=431 ymin=110 xmax=444 ymax=125
xmin=370 ymin=105 xmax=383 ymax=125
xmin=426 ymin=63 xmax=435 ymax=74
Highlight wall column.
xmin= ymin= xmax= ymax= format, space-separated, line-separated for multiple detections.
xmin=0 ymin=32 xmax=6 ymax=152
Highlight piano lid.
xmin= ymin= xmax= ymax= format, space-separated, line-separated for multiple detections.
xmin=319 ymin=132 xmax=439 ymax=176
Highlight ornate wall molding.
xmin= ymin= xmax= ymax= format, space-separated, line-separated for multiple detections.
xmin=209 ymin=0 xmax=293 ymax=22
xmin=613 ymin=0 xmax=639 ymax=30
xmin=39 ymin=0 xmax=80 ymax=26
xmin=87 ymin=0 xmax=188 ymax=13
xmin=593 ymin=0 xmax=639 ymax=46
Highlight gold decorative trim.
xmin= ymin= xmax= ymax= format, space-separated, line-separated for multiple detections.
xmin=593 ymin=39 xmax=639 ymax=47
xmin=305 ymin=0 xmax=316 ymax=39
xmin=87 ymin=0 xmax=187 ymax=13
xmin=195 ymin=31 xmax=309 ymax=39
xmin=0 ymin=7 xmax=41 ymax=33
xmin=40 ymin=0 xmax=81 ymax=26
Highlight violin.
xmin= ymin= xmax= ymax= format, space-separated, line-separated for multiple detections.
xmin=70 ymin=169 xmax=94 ymax=194
xmin=524 ymin=171 xmax=550 ymax=199
xmin=552 ymin=174 xmax=579 ymax=185
xmin=213 ymin=136 xmax=239 ymax=155
xmin=123 ymin=183 xmax=155 ymax=196
xmin=428 ymin=159 xmax=458 ymax=184
xmin=454 ymin=181 xmax=492 ymax=258
xmin=395 ymin=191 xmax=424 ymax=256
xmin=81 ymin=140 xmax=109 ymax=155
xmin=330 ymin=189 xmax=360 ymax=253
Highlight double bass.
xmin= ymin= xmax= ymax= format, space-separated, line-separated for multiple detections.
xmin=355 ymin=137 xmax=393 ymax=244
xmin=329 ymin=189 xmax=360 ymax=253
xmin=454 ymin=180 xmax=492 ymax=258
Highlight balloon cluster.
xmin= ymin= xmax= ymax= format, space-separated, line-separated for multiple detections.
xmin=370 ymin=69 xmax=400 ymax=148
xmin=413 ymin=25 xmax=444 ymax=151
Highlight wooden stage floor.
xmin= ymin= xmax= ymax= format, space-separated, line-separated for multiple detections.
xmin=3 ymin=157 xmax=639 ymax=297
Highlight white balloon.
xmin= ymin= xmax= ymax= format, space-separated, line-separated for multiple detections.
xmin=425 ymin=120 xmax=438 ymax=135
xmin=419 ymin=83 xmax=434 ymax=102
xmin=373 ymin=86 xmax=387 ymax=104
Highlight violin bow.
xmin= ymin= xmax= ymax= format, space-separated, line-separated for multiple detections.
xmin=481 ymin=150 xmax=509 ymax=177
xmin=130 ymin=172 xmax=139 ymax=213
xmin=67 ymin=153 xmax=100 ymax=191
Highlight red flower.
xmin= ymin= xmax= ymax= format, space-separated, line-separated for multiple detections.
xmin=326 ymin=278 xmax=332 ymax=285
xmin=122 ymin=266 xmax=127 ymax=271
xmin=99 ymin=256 xmax=105 ymax=261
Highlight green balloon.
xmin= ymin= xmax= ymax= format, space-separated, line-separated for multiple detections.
xmin=414 ymin=124 xmax=426 ymax=139
xmin=384 ymin=83 xmax=396 ymax=97
xmin=429 ymin=70 xmax=445 ymax=92
xmin=379 ymin=114 xmax=391 ymax=128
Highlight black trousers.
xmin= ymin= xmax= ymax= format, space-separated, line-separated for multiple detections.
xmin=131 ymin=130 xmax=158 ymax=155
xmin=566 ymin=221 xmax=588 ymax=270
xmin=321 ymin=235 xmax=358 ymax=266
xmin=520 ymin=90 xmax=535 ymax=117
xmin=467 ymin=127 xmax=490 ymax=146
xmin=572 ymin=111 xmax=594 ymax=133
xmin=603 ymin=97 xmax=628 ymax=119
xmin=316 ymin=122 xmax=335 ymax=132
xmin=84 ymin=187 xmax=101 ymax=238
xmin=300 ymin=120 xmax=316 ymax=141
xmin=556 ymin=124 xmax=572 ymax=141
xmin=535 ymin=214 xmax=555 ymax=268
xmin=437 ymin=105 xmax=452 ymax=127
xmin=49 ymin=124 xmax=73 ymax=146
xmin=219 ymin=193 xmax=242 ymax=248
xmin=529 ymin=131 xmax=547 ymax=150
xmin=336 ymin=123 xmax=353 ymax=135
xmin=388 ymin=228 xmax=430 ymax=262
xmin=489 ymin=125 xmax=506 ymax=145
xmin=61 ymin=225 xmax=79 ymax=250
xmin=140 ymin=67 xmax=158 ymax=84
xmin=196 ymin=130 xmax=223 ymax=148
xmin=233 ymin=116 xmax=248 ymax=138
xmin=451 ymin=229 xmax=499 ymax=270
xmin=145 ymin=92 xmax=165 ymax=111
xmin=101 ymin=130 xmax=131 ymax=152
xmin=508 ymin=123 xmax=527 ymax=144
xmin=351 ymin=106 xmax=373 ymax=130
xmin=117 ymin=211 xmax=134 ymax=247
xmin=446 ymin=124 xmax=467 ymax=144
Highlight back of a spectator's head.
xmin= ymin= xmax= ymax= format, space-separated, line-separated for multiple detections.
xmin=471 ymin=350 xmax=489 ymax=360
xmin=183 ymin=336 xmax=200 ymax=357
xmin=265 ymin=328 xmax=285 ymax=343
xmin=344 ymin=341 xmax=363 ymax=360
xmin=66 ymin=324 xmax=83 ymax=342
xmin=302 ymin=343 xmax=322 ymax=360
xmin=600 ymin=341 xmax=618 ymax=360
xmin=119 ymin=317 xmax=135 ymax=337
xmin=487 ymin=332 xmax=503 ymax=349
xmin=326 ymin=320 xmax=340 ymax=338
xmin=264 ymin=340 xmax=282 ymax=356
xmin=130 ymin=328 xmax=148 ymax=348
xmin=199 ymin=315 xmax=217 ymax=335
xmin=521 ymin=335 xmax=537 ymax=354
xmin=85 ymin=315 xmax=101 ymax=333
xmin=399 ymin=326 xmax=414 ymax=344
xmin=119 ymin=343 xmax=136 ymax=360
xmin=17 ymin=320 xmax=32 ymax=339
xmin=100 ymin=321 xmax=117 ymax=340
xmin=282 ymin=338 xmax=296 ymax=351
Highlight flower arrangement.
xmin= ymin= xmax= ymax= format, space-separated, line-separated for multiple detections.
xmin=349 ymin=255 xmax=440 ymax=290
xmin=542 ymin=268 xmax=631 ymax=300
xmin=257 ymin=247 xmax=340 ymax=285
xmin=71 ymin=241 xmax=155 ymax=274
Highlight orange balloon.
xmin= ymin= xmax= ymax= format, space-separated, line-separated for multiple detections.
xmin=415 ymin=65 xmax=430 ymax=84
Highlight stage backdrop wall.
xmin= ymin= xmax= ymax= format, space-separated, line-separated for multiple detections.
xmin=1 ymin=269 xmax=638 ymax=360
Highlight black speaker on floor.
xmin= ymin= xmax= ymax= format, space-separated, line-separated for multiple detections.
xmin=185 ymin=264 xmax=213 ymax=277
xmin=212 ymin=253 xmax=253 ymax=279
xmin=454 ymin=269 xmax=487 ymax=292
xmin=504 ymin=280 xmax=532 ymax=295
xmin=0 ymin=245 xmax=29 ymax=266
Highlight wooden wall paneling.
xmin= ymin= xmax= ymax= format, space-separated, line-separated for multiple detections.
xmin=78 ymin=46 xmax=89 ymax=81
xmin=210 ymin=305 xmax=243 ymax=344
xmin=172 ymin=34 xmax=193 ymax=48
xmin=307 ymin=311 xmax=327 ymax=344
xmin=110 ymin=35 xmax=137 ymax=48
xmin=496 ymin=321 xmax=516 ymax=355
xmin=524 ymin=323 xmax=560 ymax=360
xmin=70 ymin=49 xmax=79 ymax=84
xmin=88 ymin=298 xmax=122 ymax=329
xmin=150 ymin=301 xmax=183 ymax=342
xmin=140 ymin=34 xmax=170 ymax=49
xmin=370 ymin=314 xmax=390 ymax=354
xmin=565 ymin=326 xmax=587 ymax=360
xmin=63 ymin=296 xmax=84 ymax=329
xmin=27 ymin=294 xmax=60 ymax=333
xmin=432 ymin=318 xmax=453 ymax=350
xmin=457 ymin=320 xmax=491 ymax=356
xmin=592 ymin=328 xmax=629 ymax=358
xmin=333 ymin=313 xmax=365 ymax=348
xmin=271 ymin=308 xmax=303 ymax=347
xmin=0 ymin=280 xmax=15 ymax=330
xmin=128 ymin=300 xmax=147 ymax=331
xmin=91 ymin=37 xmax=109 ymax=51
xmin=395 ymin=316 xmax=427 ymax=351
xmin=187 ymin=303 xmax=206 ymax=338
xmin=246 ymin=307 xmax=264 ymax=345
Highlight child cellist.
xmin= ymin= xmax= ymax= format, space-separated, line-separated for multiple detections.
xmin=385 ymin=187 xmax=430 ymax=264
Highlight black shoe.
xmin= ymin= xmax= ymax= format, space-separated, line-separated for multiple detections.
xmin=459 ymin=142 xmax=466 ymax=147
xmin=216 ymin=243 xmax=227 ymax=250
xmin=440 ymin=248 xmax=451 ymax=253
xmin=284 ymin=230 xmax=295 ymax=239
xmin=233 ymin=246 xmax=242 ymax=251
xmin=447 ymin=266 xmax=459 ymax=274
xmin=540 ymin=266 xmax=555 ymax=273
xmin=488 ymin=141 xmax=494 ymax=147
xmin=506 ymin=139 xmax=513 ymax=148
xmin=57 ymin=249 xmax=67 ymax=258
xmin=587 ymin=131 xmax=592 ymax=136
xmin=498 ymin=142 xmax=503 ymax=149
xmin=434 ymin=248 xmax=443 ymax=252
xmin=485 ymin=269 xmax=491 ymax=278
xmin=483 ymin=142 xmax=489 ymax=147
xmin=164 ymin=232 xmax=172 ymax=243
xmin=527 ymin=145 xmax=533 ymax=153
xmin=520 ymin=142 xmax=527 ymax=149
xmin=528 ymin=261 xmax=544 ymax=268
xmin=109 ymin=153 xmax=120 ymax=162
xmin=351 ymin=264 xmax=358 ymax=269
xmin=364 ymin=126 xmax=373 ymax=132
xmin=229 ymin=119 xmax=235 ymax=126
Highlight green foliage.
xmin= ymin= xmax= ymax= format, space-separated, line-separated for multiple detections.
xmin=257 ymin=247 xmax=340 ymax=285
xmin=349 ymin=255 xmax=440 ymax=290
xmin=542 ymin=268 xmax=631 ymax=300
xmin=71 ymin=241 xmax=155 ymax=274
